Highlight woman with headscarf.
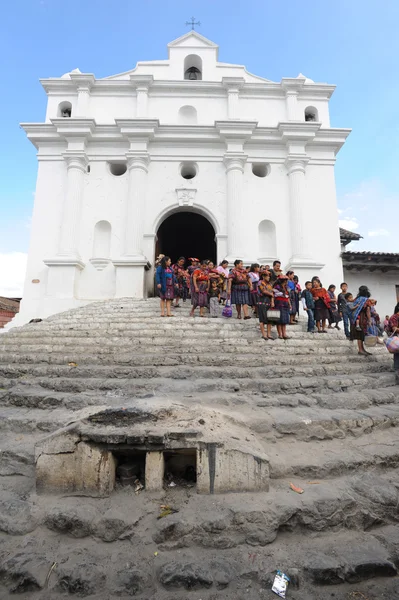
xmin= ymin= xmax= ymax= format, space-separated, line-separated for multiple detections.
xmin=227 ymin=260 xmax=252 ymax=320
xmin=327 ymin=284 xmax=341 ymax=330
xmin=348 ymin=285 xmax=372 ymax=356
xmin=190 ymin=260 xmax=210 ymax=317
xmin=172 ymin=257 xmax=190 ymax=307
xmin=311 ymin=278 xmax=330 ymax=333
xmin=155 ymin=256 xmax=176 ymax=317
xmin=273 ymin=274 xmax=291 ymax=339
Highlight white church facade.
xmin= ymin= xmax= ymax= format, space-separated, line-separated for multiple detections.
xmin=17 ymin=31 xmax=353 ymax=324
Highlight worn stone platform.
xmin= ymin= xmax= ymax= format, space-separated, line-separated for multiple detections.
xmin=0 ymin=298 xmax=398 ymax=599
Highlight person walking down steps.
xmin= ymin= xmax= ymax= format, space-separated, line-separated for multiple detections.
xmin=155 ymin=256 xmax=176 ymax=317
xmin=209 ymin=279 xmax=220 ymax=318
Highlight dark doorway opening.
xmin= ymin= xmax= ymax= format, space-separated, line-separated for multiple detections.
xmin=164 ymin=449 xmax=197 ymax=489
xmin=156 ymin=212 xmax=216 ymax=264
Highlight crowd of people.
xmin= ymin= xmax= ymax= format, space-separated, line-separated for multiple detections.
xmin=155 ymin=255 xmax=399 ymax=383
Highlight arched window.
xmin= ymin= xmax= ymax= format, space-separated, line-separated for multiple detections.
xmin=58 ymin=101 xmax=72 ymax=118
xmin=184 ymin=54 xmax=202 ymax=80
xmin=305 ymin=106 xmax=318 ymax=122
xmin=178 ymin=105 xmax=198 ymax=124
xmin=90 ymin=220 xmax=111 ymax=271
xmin=258 ymin=220 xmax=277 ymax=260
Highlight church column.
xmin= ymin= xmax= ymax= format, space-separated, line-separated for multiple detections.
xmin=281 ymin=77 xmax=305 ymax=121
xmin=58 ymin=153 xmax=88 ymax=257
xmin=222 ymin=78 xmax=245 ymax=120
xmin=130 ymin=75 xmax=153 ymax=118
xmin=123 ymin=153 xmax=150 ymax=257
xmin=223 ymin=153 xmax=247 ymax=259
xmin=285 ymin=90 xmax=299 ymax=121
xmin=70 ymin=74 xmax=95 ymax=118
xmin=286 ymin=157 xmax=311 ymax=262
xmin=44 ymin=152 xmax=87 ymax=300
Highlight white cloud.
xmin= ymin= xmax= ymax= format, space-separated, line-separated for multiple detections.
xmin=368 ymin=229 xmax=390 ymax=237
xmin=0 ymin=253 xmax=27 ymax=297
xmin=339 ymin=218 xmax=359 ymax=231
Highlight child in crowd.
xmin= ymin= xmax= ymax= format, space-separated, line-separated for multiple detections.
xmin=301 ymin=281 xmax=315 ymax=333
xmin=345 ymin=292 xmax=362 ymax=331
xmin=338 ymin=283 xmax=350 ymax=339
xmin=209 ymin=280 xmax=220 ymax=318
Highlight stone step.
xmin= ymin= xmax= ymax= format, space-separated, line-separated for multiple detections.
xmin=0 ymin=360 xmax=392 ymax=382
xmin=1 ymin=327 xmax=344 ymax=341
xmin=0 ymin=405 xmax=75 ymax=433
xmin=0 ymin=350 xmax=390 ymax=368
xmin=0 ymin=372 xmax=394 ymax=396
xmin=269 ymin=427 xmax=399 ymax=479
xmin=255 ymin=403 xmax=399 ymax=442
xmin=1 ymin=493 xmax=399 ymax=597
xmin=1 ymin=382 xmax=398 ymax=413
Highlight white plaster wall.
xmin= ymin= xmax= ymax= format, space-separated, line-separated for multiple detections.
xmin=149 ymin=96 xmax=227 ymax=125
xmin=15 ymin=160 xmax=66 ymax=322
xmin=242 ymin=162 xmax=290 ymax=264
xmin=343 ymin=271 xmax=399 ymax=322
xmin=304 ymin=162 xmax=343 ymax=286
xmin=89 ymin=95 xmax=136 ymax=123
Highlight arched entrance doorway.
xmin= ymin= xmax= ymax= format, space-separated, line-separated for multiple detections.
xmin=156 ymin=212 xmax=216 ymax=264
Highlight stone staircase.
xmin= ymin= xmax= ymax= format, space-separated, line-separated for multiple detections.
xmin=0 ymin=298 xmax=399 ymax=599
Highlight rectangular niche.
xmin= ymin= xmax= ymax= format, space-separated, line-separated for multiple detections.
xmin=113 ymin=449 xmax=146 ymax=490
xmin=163 ymin=449 xmax=197 ymax=489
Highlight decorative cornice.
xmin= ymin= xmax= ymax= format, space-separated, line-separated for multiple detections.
xmin=116 ymin=119 xmax=159 ymax=138
xmin=281 ymin=77 xmax=306 ymax=92
xmin=278 ymin=121 xmax=321 ymax=141
xmin=62 ymin=151 xmax=88 ymax=170
xmin=222 ymin=77 xmax=245 ymax=90
xmin=44 ymin=257 xmax=85 ymax=270
xmin=50 ymin=118 xmax=96 ymax=139
xmin=69 ymin=73 xmax=96 ymax=91
xmin=216 ymin=120 xmax=258 ymax=139
xmin=223 ymin=152 xmax=248 ymax=172
xmin=126 ymin=152 xmax=150 ymax=171
xmin=129 ymin=74 xmax=154 ymax=90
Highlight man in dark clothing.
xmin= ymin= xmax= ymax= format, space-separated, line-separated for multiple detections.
xmin=269 ymin=260 xmax=282 ymax=283
xmin=338 ymin=282 xmax=350 ymax=339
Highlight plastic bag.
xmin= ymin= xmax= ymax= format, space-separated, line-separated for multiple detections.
xmin=222 ymin=299 xmax=233 ymax=318
xmin=384 ymin=336 xmax=399 ymax=354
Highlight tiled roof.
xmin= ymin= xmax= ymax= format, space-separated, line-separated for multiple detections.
xmin=0 ymin=297 xmax=20 ymax=312
xmin=339 ymin=227 xmax=363 ymax=242
xmin=342 ymin=251 xmax=399 ymax=271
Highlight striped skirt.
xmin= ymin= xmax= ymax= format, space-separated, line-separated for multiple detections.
xmin=191 ymin=281 xmax=209 ymax=308
xmin=231 ymin=284 xmax=251 ymax=306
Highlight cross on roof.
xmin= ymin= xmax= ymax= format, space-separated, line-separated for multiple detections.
xmin=185 ymin=16 xmax=201 ymax=31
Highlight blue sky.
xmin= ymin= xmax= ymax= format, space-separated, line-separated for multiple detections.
xmin=1 ymin=0 xmax=398 ymax=295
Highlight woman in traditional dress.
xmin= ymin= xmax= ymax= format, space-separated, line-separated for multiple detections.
xmin=387 ymin=303 xmax=399 ymax=384
xmin=286 ymin=271 xmax=298 ymax=324
xmin=187 ymin=258 xmax=199 ymax=300
xmin=190 ymin=260 xmax=210 ymax=317
xmin=349 ymin=286 xmax=373 ymax=356
xmin=311 ymin=278 xmax=330 ymax=333
xmin=293 ymin=275 xmax=301 ymax=320
xmin=216 ymin=260 xmax=229 ymax=305
xmin=172 ymin=257 xmax=190 ymax=307
xmin=248 ymin=264 xmax=260 ymax=316
xmin=155 ymin=256 xmax=176 ymax=317
xmin=257 ymin=270 xmax=275 ymax=340
xmin=327 ymin=284 xmax=341 ymax=330
xmin=227 ymin=260 xmax=252 ymax=320
xmin=273 ymin=274 xmax=291 ymax=339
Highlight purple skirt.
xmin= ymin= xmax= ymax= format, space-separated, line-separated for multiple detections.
xmin=159 ymin=282 xmax=174 ymax=300
xmin=192 ymin=281 xmax=209 ymax=308
xmin=231 ymin=284 xmax=251 ymax=306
